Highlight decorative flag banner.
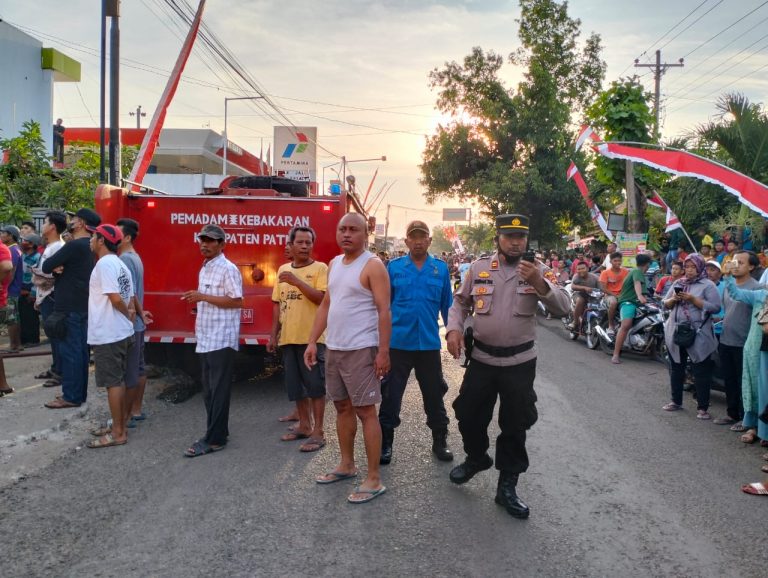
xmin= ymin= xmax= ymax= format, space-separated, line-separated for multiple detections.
xmin=128 ymin=0 xmax=207 ymax=188
xmin=574 ymin=125 xmax=601 ymax=152
xmin=595 ymin=141 xmax=768 ymax=219
xmin=566 ymin=162 xmax=614 ymax=241
xmin=646 ymin=191 xmax=682 ymax=232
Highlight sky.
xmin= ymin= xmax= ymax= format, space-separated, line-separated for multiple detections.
xmin=1 ymin=0 xmax=767 ymax=234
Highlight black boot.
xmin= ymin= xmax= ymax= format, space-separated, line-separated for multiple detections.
xmin=380 ymin=427 xmax=394 ymax=465
xmin=495 ymin=472 xmax=530 ymax=519
xmin=431 ymin=429 xmax=453 ymax=462
xmin=449 ymin=454 xmax=493 ymax=484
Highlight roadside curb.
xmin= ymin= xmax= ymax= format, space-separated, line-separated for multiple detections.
xmin=0 ymin=402 xmax=92 ymax=450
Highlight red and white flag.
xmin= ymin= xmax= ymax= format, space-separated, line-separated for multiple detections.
xmin=574 ymin=125 xmax=601 ymax=152
xmin=595 ymin=142 xmax=768 ymax=218
xmin=645 ymin=190 xmax=682 ymax=232
xmin=566 ymin=162 xmax=614 ymax=241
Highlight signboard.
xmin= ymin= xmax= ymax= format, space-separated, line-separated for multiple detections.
xmin=274 ymin=126 xmax=317 ymax=183
xmin=442 ymin=208 xmax=470 ymax=222
xmin=616 ymin=232 xmax=648 ymax=268
xmin=374 ymin=223 xmax=385 ymax=235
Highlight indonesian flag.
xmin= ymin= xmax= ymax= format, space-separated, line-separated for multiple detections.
xmin=566 ymin=162 xmax=614 ymax=241
xmin=665 ymin=206 xmax=682 ymax=232
xmin=644 ymin=190 xmax=681 ymax=232
xmin=595 ymin=142 xmax=768 ymax=219
xmin=574 ymin=125 xmax=601 ymax=152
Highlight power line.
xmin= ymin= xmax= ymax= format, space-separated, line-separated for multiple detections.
xmin=657 ymin=0 xmax=726 ymax=51
xmin=618 ymin=0 xmax=712 ymax=77
xmin=682 ymin=0 xmax=768 ymax=59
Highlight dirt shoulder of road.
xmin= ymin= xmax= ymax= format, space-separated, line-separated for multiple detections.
xmin=0 ymin=347 xmax=169 ymax=490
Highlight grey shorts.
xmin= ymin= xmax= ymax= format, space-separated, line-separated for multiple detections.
xmin=282 ymin=343 xmax=326 ymax=401
xmin=325 ymin=347 xmax=381 ymax=407
xmin=93 ymin=335 xmax=133 ymax=388
xmin=125 ymin=330 xmax=146 ymax=389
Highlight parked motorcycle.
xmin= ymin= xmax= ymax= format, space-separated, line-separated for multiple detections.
xmin=563 ymin=288 xmax=604 ymax=345
xmin=595 ymin=299 xmax=666 ymax=360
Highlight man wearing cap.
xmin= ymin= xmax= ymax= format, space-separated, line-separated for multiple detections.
xmin=19 ymin=233 xmax=42 ymax=345
xmin=0 ymin=225 xmax=24 ymax=353
xmin=378 ymin=220 xmax=454 ymax=465
xmin=445 ymin=214 xmax=570 ymax=519
xmin=705 ymin=260 xmax=725 ymax=338
xmin=182 ymin=224 xmax=243 ymax=457
xmin=42 ymin=207 xmax=101 ymax=409
xmin=85 ymin=224 xmax=135 ymax=448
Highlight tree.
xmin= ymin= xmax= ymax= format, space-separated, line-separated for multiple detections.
xmin=459 ymin=222 xmax=495 ymax=255
xmin=420 ymin=0 xmax=605 ymax=245
xmin=430 ymin=226 xmax=456 ymax=254
xmin=0 ymin=120 xmax=138 ymax=222
xmin=585 ymin=77 xmax=657 ymax=232
xmin=697 ymin=92 xmax=768 ymax=244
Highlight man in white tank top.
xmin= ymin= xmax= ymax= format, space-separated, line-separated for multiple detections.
xmin=305 ymin=213 xmax=391 ymax=504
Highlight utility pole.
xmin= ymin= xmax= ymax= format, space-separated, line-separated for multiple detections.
xmin=634 ymin=49 xmax=684 ymax=140
xmin=107 ymin=0 xmax=120 ymax=186
xmin=625 ymin=50 xmax=684 ymax=233
xmin=384 ymin=203 xmax=391 ymax=252
xmin=129 ymin=105 xmax=146 ymax=129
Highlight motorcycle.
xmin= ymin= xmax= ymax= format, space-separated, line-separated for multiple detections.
xmin=594 ymin=298 xmax=666 ymax=360
xmin=563 ymin=288 xmax=604 ymax=345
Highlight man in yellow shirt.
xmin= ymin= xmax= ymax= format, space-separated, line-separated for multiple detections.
xmin=268 ymin=227 xmax=328 ymax=452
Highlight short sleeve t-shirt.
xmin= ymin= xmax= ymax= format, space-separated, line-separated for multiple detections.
xmin=571 ymin=272 xmax=600 ymax=297
xmin=271 ymin=260 xmax=328 ymax=345
xmin=0 ymin=243 xmax=11 ymax=307
xmin=599 ymin=267 xmax=629 ymax=296
xmin=8 ymin=245 xmax=23 ymax=297
xmin=120 ymin=251 xmax=145 ymax=332
xmin=87 ymin=254 xmax=134 ymax=345
xmin=618 ymin=268 xmax=647 ymax=304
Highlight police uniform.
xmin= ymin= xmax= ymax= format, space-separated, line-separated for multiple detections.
xmin=445 ymin=214 xmax=570 ymax=518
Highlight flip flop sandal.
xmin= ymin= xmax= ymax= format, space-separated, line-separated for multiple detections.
xmin=762 ymin=453 xmax=768 ymax=462
xmin=183 ymin=440 xmax=224 ymax=458
xmin=662 ymin=402 xmax=682 ymax=411
xmin=278 ymin=415 xmax=299 ymax=423
xmin=0 ymin=387 xmax=14 ymax=396
xmin=347 ymin=486 xmax=387 ymax=504
xmin=730 ymin=422 xmax=747 ymax=432
xmin=42 ymin=379 xmax=60 ymax=388
xmin=316 ymin=470 xmax=359 ymax=484
xmin=45 ymin=398 xmax=80 ymax=409
xmin=741 ymin=430 xmax=758 ymax=444
xmin=130 ymin=412 xmax=147 ymax=421
xmin=91 ymin=426 xmax=112 ymax=437
xmin=281 ymin=432 xmax=309 ymax=442
xmin=299 ymin=437 xmax=326 ymax=452
xmin=761 ymin=464 xmax=768 ymax=473
xmin=87 ymin=433 xmax=127 ymax=449
xmin=741 ymin=482 xmax=768 ymax=496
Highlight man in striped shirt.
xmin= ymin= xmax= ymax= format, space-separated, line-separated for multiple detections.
xmin=182 ymin=224 xmax=243 ymax=458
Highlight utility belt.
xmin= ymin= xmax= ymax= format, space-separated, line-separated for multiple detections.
xmin=473 ymin=339 xmax=534 ymax=358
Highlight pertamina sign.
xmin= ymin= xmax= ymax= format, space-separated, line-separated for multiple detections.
xmin=274 ymin=126 xmax=317 ymax=183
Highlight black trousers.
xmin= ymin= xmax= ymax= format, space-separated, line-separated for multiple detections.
xmin=669 ymin=349 xmax=711 ymax=410
xmin=19 ymin=294 xmax=40 ymax=344
xmin=719 ymin=344 xmax=744 ymax=420
xmin=453 ymin=358 xmax=538 ymax=474
xmin=200 ymin=347 xmax=235 ymax=446
xmin=378 ymin=349 xmax=449 ymax=432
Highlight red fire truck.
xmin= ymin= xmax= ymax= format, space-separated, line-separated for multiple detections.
xmin=95 ymin=177 xmax=366 ymax=374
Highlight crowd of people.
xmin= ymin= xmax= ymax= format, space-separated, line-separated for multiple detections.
xmin=1 ymin=210 xmax=767 ymax=504
xmin=0 ymin=209 xmax=151 ymax=450
xmin=523 ymin=234 xmax=768 ymax=496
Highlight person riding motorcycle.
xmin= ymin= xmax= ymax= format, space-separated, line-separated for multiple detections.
xmin=599 ymin=252 xmax=629 ymax=338
xmin=569 ymin=261 xmax=600 ymax=332
xmin=612 ymin=253 xmax=651 ymax=364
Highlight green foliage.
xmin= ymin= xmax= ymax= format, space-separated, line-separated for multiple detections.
xmin=459 ymin=221 xmax=495 ymax=255
xmin=0 ymin=121 xmax=138 ymax=223
xmin=420 ymin=0 xmax=606 ymax=245
xmin=429 ymin=226 xmax=455 ymax=254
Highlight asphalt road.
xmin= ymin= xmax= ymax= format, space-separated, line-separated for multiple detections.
xmin=1 ymin=318 xmax=766 ymax=578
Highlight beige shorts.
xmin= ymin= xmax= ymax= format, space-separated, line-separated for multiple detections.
xmin=604 ymin=295 xmax=618 ymax=307
xmin=325 ymin=347 xmax=381 ymax=407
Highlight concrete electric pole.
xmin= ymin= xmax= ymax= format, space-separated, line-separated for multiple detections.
xmin=129 ymin=105 xmax=146 ymax=129
xmin=624 ymin=50 xmax=684 ymax=232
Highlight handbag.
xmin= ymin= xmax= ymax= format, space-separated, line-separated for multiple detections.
xmin=43 ymin=311 xmax=68 ymax=339
xmin=673 ymin=300 xmax=708 ymax=349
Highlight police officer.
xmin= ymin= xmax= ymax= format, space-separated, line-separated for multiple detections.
xmin=445 ymin=214 xmax=570 ymax=519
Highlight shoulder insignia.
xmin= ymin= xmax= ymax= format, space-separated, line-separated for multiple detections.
xmin=544 ymin=270 xmax=558 ymax=284
xmin=490 ymin=260 xmax=499 ymax=270
xmin=478 ymin=271 xmax=490 ymax=278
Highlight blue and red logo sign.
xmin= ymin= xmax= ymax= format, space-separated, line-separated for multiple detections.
xmin=282 ymin=132 xmax=308 ymax=158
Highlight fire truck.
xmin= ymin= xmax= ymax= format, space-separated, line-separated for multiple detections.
xmin=95 ymin=177 xmax=366 ymax=375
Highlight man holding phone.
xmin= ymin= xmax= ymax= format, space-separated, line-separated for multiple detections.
xmin=445 ymin=214 xmax=570 ymax=519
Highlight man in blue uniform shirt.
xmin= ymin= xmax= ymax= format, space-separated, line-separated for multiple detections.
xmin=379 ymin=220 xmax=454 ymax=464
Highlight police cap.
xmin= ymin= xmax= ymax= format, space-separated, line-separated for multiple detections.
xmin=495 ymin=214 xmax=529 ymax=234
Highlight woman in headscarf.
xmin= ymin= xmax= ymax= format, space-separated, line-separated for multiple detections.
xmin=661 ymin=254 xmax=722 ymax=419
